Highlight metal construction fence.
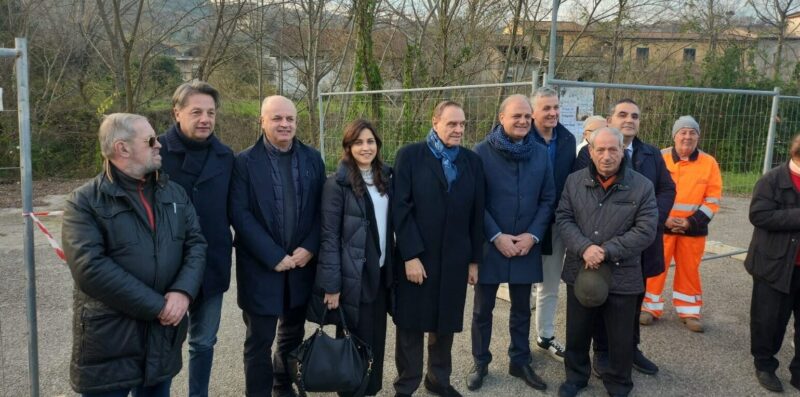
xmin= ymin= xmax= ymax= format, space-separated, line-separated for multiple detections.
xmin=318 ymin=78 xmax=800 ymax=195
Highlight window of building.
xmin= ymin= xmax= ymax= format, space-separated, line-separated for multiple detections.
xmin=636 ymin=47 xmax=649 ymax=65
xmin=683 ymin=48 xmax=696 ymax=63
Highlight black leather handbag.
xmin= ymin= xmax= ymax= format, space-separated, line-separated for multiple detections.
xmin=288 ymin=307 xmax=373 ymax=396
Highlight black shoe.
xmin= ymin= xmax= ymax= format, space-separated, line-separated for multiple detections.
xmin=592 ymin=351 xmax=609 ymax=378
xmin=509 ymin=363 xmax=547 ymax=391
xmin=423 ymin=376 xmax=463 ymax=397
xmin=466 ymin=363 xmax=488 ymax=391
xmin=632 ymin=349 xmax=659 ymax=375
xmin=272 ymin=386 xmax=299 ymax=397
xmin=756 ymin=370 xmax=784 ymax=392
xmin=557 ymin=382 xmax=587 ymax=397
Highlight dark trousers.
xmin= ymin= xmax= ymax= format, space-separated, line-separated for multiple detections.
xmin=337 ymin=283 xmax=389 ymax=396
xmin=565 ymin=285 xmax=638 ymax=396
xmin=751 ymin=267 xmax=800 ymax=380
xmin=242 ymin=304 xmax=306 ymax=396
xmin=81 ymin=379 xmax=171 ymax=397
xmin=593 ymin=277 xmax=646 ymax=352
xmin=471 ymin=283 xmax=533 ymax=366
xmin=394 ymin=328 xmax=454 ymax=395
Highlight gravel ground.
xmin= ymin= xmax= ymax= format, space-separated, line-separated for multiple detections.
xmin=1 ymin=190 xmax=797 ymax=397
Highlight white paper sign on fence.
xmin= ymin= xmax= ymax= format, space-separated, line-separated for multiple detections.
xmin=558 ymin=87 xmax=594 ymax=142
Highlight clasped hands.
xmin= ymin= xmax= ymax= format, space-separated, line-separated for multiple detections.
xmin=494 ymin=233 xmax=536 ymax=258
xmin=665 ymin=217 xmax=689 ymax=234
xmin=582 ymin=244 xmax=605 ymax=270
xmin=274 ymin=247 xmax=314 ymax=272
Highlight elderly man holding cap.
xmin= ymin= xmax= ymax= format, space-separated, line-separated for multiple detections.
xmin=641 ymin=116 xmax=723 ymax=333
xmin=555 ymin=126 xmax=658 ymax=397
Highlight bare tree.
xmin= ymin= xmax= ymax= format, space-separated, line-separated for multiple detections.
xmin=683 ymin=0 xmax=741 ymax=60
xmin=195 ymin=0 xmax=253 ymax=81
xmin=748 ymin=0 xmax=800 ymax=81
xmin=77 ymin=0 xmax=205 ymax=112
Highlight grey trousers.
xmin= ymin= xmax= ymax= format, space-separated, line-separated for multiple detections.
xmin=536 ymin=223 xmax=566 ymax=339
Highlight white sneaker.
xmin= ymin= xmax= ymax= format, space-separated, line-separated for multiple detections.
xmin=536 ymin=336 xmax=565 ymax=362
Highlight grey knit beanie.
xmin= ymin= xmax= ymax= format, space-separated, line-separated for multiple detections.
xmin=672 ymin=115 xmax=700 ymax=138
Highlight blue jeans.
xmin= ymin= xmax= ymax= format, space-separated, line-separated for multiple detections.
xmin=188 ymin=293 xmax=224 ymax=397
xmin=81 ymin=379 xmax=171 ymax=397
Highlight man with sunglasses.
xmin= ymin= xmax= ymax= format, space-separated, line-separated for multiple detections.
xmin=158 ymin=81 xmax=234 ymax=397
xmin=62 ymin=113 xmax=207 ymax=397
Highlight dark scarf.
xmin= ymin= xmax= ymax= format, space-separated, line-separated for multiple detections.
xmin=487 ymin=123 xmax=538 ymax=160
xmin=264 ymin=137 xmax=301 ymax=249
xmin=426 ymin=129 xmax=459 ymax=192
xmin=174 ymin=124 xmax=212 ymax=177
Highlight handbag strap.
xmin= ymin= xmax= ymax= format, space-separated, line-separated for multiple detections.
xmin=318 ymin=306 xmax=352 ymax=333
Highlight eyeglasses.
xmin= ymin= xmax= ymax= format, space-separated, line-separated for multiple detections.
xmin=143 ymin=136 xmax=157 ymax=147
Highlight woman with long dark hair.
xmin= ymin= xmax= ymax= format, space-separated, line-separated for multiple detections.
xmin=316 ymin=119 xmax=393 ymax=396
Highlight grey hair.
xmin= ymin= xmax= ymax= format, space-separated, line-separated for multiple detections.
xmin=172 ymin=81 xmax=220 ymax=111
xmin=98 ymin=113 xmax=148 ymax=160
xmin=531 ymin=87 xmax=559 ymax=107
xmin=588 ymin=127 xmax=624 ymax=148
xmin=499 ymin=94 xmax=532 ymax=114
xmin=583 ymin=115 xmax=607 ymax=131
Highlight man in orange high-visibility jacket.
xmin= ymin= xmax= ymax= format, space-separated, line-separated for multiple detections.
xmin=641 ymin=116 xmax=722 ymax=333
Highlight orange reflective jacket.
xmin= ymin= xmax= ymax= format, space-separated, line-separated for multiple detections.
xmin=662 ymin=147 xmax=723 ymax=237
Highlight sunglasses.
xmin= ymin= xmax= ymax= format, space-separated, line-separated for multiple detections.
xmin=142 ymin=136 xmax=157 ymax=147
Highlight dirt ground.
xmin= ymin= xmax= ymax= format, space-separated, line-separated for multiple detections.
xmin=0 ymin=182 xmax=797 ymax=397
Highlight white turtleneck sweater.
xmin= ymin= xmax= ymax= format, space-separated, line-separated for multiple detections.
xmin=362 ymin=169 xmax=389 ymax=267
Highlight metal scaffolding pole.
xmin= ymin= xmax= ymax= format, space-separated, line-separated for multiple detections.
xmin=1 ymin=37 xmax=39 ymax=397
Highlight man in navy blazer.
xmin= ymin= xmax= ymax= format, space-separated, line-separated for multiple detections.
xmin=530 ymin=87 xmax=576 ymax=363
xmin=229 ymin=95 xmax=326 ymax=397
xmin=572 ymin=98 xmax=676 ymax=377
xmin=468 ymin=94 xmax=556 ymax=391
xmin=158 ymin=81 xmax=234 ymax=397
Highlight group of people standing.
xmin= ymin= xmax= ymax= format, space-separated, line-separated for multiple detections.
xmin=65 ymin=79 xmax=790 ymax=397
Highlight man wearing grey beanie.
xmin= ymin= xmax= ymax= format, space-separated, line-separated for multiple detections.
xmin=643 ymin=115 xmax=723 ymax=334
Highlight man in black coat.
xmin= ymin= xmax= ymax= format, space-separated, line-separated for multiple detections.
xmin=63 ymin=113 xmax=206 ymax=395
xmin=393 ymin=100 xmax=485 ymax=397
xmin=158 ymin=81 xmax=234 ymax=397
xmin=746 ymin=134 xmax=800 ymax=393
xmin=229 ymin=95 xmax=326 ymax=397
xmin=573 ymin=98 xmax=676 ymax=376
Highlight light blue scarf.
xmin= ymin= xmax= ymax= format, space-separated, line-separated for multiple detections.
xmin=426 ymin=129 xmax=459 ymax=192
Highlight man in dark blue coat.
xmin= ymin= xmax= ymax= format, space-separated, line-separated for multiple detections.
xmin=572 ymin=98 xmax=676 ymax=376
xmin=531 ymin=87 xmax=576 ymax=362
xmin=393 ymin=100 xmax=485 ymax=397
xmin=229 ymin=95 xmax=326 ymax=397
xmin=468 ymin=94 xmax=556 ymax=392
xmin=158 ymin=81 xmax=234 ymax=397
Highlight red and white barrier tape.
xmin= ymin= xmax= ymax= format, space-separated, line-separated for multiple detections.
xmin=23 ymin=211 xmax=65 ymax=262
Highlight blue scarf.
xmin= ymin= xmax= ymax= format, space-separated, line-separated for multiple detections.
xmin=426 ymin=129 xmax=459 ymax=191
xmin=487 ymin=123 xmax=538 ymax=161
